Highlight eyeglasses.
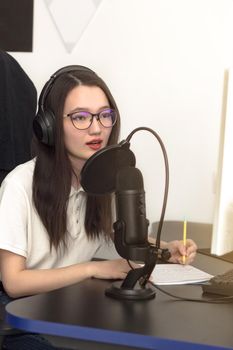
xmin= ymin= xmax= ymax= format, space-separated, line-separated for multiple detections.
xmin=63 ymin=108 xmax=117 ymax=130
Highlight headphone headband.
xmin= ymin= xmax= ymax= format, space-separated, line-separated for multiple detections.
xmin=38 ymin=65 xmax=95 ymax=111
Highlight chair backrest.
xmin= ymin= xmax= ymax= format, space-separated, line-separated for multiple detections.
xmin=0 ymin=50 xmax=37 ymax=185
xmin=151 ymin=220 xmax=212 ymax=249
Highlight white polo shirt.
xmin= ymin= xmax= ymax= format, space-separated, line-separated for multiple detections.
xmin=0 ymin=159 xmax=116 ymax=270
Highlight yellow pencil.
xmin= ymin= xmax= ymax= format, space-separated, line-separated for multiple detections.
xmin=182 ymin=219 xmax=187 ymax=264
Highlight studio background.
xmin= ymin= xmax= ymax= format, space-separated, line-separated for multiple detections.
xmin=8 ymin=0 xmax=233 ymax=233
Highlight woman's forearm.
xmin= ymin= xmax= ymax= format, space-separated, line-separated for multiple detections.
xmin=0 ymin=250 xmax=133 ymax=298
xmin=2 ymin=262 xmax=93 ymax=298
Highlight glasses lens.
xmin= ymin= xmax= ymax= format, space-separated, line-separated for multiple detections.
xmin=99 ymin=109 xmax=117 ymax=128
xmin=71 ymin=112 xmax=92 ymax=130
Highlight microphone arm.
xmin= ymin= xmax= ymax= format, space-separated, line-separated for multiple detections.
xmin=125 ymin=127 xmax=169 ymax=250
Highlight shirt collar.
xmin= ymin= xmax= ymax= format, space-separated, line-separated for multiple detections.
xmin=69 ymin=186 xmax=85 ymax=198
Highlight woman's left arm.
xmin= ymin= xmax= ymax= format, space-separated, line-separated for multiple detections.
xmin=148 ymin=237 xmax=197 ymax=264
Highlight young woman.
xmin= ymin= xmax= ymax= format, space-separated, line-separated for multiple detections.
xmin=0 ymin=65 xmax=197 ymax=349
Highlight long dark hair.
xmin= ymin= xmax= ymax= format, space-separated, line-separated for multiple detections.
xmin=32 ymin=68 xmax=120 ymax=250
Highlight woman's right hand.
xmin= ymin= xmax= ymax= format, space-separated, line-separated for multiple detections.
xmin=90 ymin=259 xmax=138 ymax=280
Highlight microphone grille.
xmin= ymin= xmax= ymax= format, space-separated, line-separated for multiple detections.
xmin=116 ymin=167 xmax=144 ymax=191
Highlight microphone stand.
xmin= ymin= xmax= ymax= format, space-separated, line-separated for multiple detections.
xmin=105 ymin=220 xmax=158 ymax=300
xmin=106 ymin=218 xmax=170 ymax=300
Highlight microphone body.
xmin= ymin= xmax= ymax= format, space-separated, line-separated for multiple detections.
xmin=114 ymin=167 xmax=149 ymax=260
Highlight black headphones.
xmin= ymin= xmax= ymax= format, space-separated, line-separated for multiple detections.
xmin=33 ymin=65 xmax=95 ymax=146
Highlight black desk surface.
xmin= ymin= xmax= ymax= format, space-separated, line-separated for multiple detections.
xmin=5 ymin=253 xmax=233 ymax=350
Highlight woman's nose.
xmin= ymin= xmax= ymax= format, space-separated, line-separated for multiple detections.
xmin=88 ymin=116 xmax=101 ymax=134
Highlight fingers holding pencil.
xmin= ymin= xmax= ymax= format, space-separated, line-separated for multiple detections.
xmin=180 ymin=238 xmax=197 ymax=264
xmin=165 ymin=239 xmax=197 ymax=265
xmin=159 ymin=220 xmax=198 ymax=264
xmin=181 ymin=220 xmax=197 ymax=264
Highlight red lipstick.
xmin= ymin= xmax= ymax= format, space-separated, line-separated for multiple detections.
xmin=86 ymin=139 xmax=102 ymax=151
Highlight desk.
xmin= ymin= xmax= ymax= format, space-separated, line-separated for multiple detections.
xmin=5 ymin=253 xmax=233 ymax=350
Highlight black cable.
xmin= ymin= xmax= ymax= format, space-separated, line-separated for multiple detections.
xmin=126 ymin=127 xmax=169 ymax=250
xmin=127 ymin=260 xmax=135 ymax=270
xmin=149 ymin=281 xmax=233 ymax=303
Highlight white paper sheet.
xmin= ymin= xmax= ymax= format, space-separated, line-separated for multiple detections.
xmin=151 ymin=264 xmax=213 ymax=285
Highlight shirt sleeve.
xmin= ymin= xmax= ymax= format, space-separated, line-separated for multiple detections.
xmin=0 ymin=178 xmax=28 ymax=257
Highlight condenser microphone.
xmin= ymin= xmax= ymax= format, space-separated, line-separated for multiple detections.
xmin=114 ymin=166 xmax=149 ymax=248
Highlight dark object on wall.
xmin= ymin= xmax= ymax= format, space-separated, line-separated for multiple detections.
xmin=0 ymin=50 xmax=37 ymax=185
xmin=0 ymin=0 xmax=34 ymax=52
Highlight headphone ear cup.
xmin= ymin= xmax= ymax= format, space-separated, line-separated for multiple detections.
xmin=33 ymin=109 xmax=55 ymax=146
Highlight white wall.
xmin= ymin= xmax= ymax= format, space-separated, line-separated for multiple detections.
xmin=10 ymin=0 xmax=233 ymax=231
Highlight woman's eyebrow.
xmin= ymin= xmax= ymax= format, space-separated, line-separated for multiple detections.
xmin=68 ymin=105 xmax=111 ymax=114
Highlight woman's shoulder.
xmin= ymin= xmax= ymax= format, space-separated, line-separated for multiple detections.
xmin=1 ymin=159 xmax=36 ymax=193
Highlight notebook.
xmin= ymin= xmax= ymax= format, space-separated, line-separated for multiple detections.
xmin=151 ymin=264 xmax=213 ymax=285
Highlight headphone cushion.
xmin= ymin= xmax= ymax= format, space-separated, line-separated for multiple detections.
xmin=33 ymin=109 xmax=55 ymax=146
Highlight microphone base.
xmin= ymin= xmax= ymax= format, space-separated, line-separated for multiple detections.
xmin=105 ymin=281 xmax=156 ymax=300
